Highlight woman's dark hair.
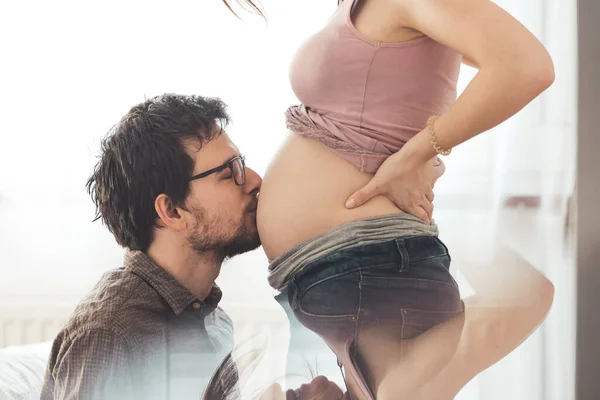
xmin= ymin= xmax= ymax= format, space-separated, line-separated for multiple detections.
xmin=202 ymin=344 xmax=344 ymax=400
xmin=222 ymin=0 xmax=264 ymax=17
xmin=86 ymin=93 xmax=230 ymax=251
xmin=202 ymin=339 xmax=266 ymax=400
xmin=202 ymin=336 xmax=276 ymax=400
xmin=202 ymin=353 xmax=240 ymax=400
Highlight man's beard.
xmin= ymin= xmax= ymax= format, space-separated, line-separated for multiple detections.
xmin=187 ymin=206 xmax=261 ymax=260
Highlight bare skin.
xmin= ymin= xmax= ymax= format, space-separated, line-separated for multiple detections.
xmin=259 ymin=376 xmax=345 ymax=400
xmin=350 ymin=242 xmax=554 ymax=400
xmin=413 ymin=242 xmax=555 ymax=400
xmin=257 ymin=0 xmax=555 ymax=398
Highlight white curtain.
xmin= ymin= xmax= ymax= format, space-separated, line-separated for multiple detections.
xmin=436 ymin=0 xmax=578 ymax=399
xmin=0 ymin=0 xmax=576 ymax=398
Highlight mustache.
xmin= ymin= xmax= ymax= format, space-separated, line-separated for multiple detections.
xmin=247 ymin=199 xmax=258 ymax=212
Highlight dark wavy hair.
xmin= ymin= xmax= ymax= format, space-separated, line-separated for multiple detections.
xmin=202 ymin=337 xmax=267 ymax=400
xmin=202 ymin=346 xmax=344 ymax=400
xmin=222 ymin=0 xmax=264 ymax=17
xmin=86 ymin=93 xmax=230 ymax=251
xmin=202 ymin=353 xmax=240 ymax=400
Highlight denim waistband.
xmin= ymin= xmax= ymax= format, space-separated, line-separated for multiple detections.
xmin=267 ymin=213 xmax=438 ymax=291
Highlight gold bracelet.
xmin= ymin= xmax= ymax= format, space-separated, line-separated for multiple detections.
xmin=427 ymin=115 xmax=452 ymax=156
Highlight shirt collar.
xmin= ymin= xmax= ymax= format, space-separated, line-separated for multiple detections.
xmin=123 ymin=250 xmax=223 ymax=315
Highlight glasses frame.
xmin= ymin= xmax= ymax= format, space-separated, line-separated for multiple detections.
xmin=188 ymin=155 xmax=246 ymax=186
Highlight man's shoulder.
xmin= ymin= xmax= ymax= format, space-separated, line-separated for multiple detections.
xmin=64 ymin=268 xmax=167 ymax=339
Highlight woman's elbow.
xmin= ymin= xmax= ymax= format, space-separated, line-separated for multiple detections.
xmin=523 ymin=50 xmax=556 ymax=93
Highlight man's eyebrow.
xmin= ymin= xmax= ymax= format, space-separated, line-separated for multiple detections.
xmin=220 ymin=154 xmax=240 ymax=165
xmin=214 ymin=154 xmax=240 ymax=174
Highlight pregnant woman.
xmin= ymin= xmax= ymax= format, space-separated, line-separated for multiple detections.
xmin=235 ymin=0 xmax=555 ymax=398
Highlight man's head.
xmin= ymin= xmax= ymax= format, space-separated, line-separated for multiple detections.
xmin=87 ymin=93 xmax=261 ymax=260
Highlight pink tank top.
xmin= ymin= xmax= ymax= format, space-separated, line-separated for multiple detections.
xmin=286 ymin=0 xmax=462 ymax=173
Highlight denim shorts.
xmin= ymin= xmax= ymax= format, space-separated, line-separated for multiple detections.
xmin=285 ymin=236 xmax=464 ymax=338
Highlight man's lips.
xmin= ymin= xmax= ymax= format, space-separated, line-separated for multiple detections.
xmin=248 ymin=194 xmax=259 ymax=213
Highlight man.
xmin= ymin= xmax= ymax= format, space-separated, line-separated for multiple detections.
xmin=41 ymin=93 xmax=262 ymax=399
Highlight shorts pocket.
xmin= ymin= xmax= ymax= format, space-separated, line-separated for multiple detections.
xmin=295 ymin=271 xmax=360 ymax=318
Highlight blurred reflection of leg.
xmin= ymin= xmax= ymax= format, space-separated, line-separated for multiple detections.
xmin=348 ymin=311 xmax=465 ymax=399
xmin=275 ymin=289 xmax=343 ymax=390
xmin=291 ymin=280 xmax=464 ymax=399
xmin=288 ymin=237 xmax=465 ymax=399
xmin=417 ymin=242 xmax=555 ymax=399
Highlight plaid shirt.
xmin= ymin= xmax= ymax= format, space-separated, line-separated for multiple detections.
xmin=41 ymin=251 xmax=235 ymax=400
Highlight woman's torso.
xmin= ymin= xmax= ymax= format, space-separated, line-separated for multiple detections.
xmin=257 ymin=0 xmax=461 ymax=260
xmin=258 ymin=133 xmax=402 ymax=260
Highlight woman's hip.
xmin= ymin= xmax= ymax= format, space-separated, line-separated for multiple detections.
xmin=286 ymin=236 xmax=463 ymax=332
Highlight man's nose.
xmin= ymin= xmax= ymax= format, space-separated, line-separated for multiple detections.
xmin=244 ymin=167 xmax=262 ymax=192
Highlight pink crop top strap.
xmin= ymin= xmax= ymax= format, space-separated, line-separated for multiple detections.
xmin=286 ymin=0 xmax=462 ymax=173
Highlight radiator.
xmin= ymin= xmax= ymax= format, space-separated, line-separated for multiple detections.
xmin=0 ymin=299 xmax=74 ymax=348
xmin=0 ymin=299 xmax=287 ymax=349
xmin=0 ymin=318 xmax=67 ymax=347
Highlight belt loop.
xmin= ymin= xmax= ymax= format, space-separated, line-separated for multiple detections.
xmin=436 ymin=237 xmax=452 ymax=262
xmin=395 ymin=239 xmax=410 ymax=271
xmin=288 ymin=279 xmax=299 ymax=310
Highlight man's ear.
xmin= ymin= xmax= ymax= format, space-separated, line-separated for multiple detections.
xmin=155 ymin=194 xmax=187 ymax=231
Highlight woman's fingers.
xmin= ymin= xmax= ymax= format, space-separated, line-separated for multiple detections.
xmin=409 ymin=205 xmax=430 ymax=223
xmin=426 ymin=188 xmax=435 ymax=202
xmin=422 ymin=200 xmax=434 ymax=222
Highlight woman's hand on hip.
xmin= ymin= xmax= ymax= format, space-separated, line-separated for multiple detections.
xmin=344 ymin=152 xmax=444 ymax=223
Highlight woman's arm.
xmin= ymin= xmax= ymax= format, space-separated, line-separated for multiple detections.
xmin=393 ymin=0 xmax=555 ymax=163
xmin=345 ymin=0 xmax=555 ymax=218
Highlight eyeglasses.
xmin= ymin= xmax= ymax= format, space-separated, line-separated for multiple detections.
xmin=189 ymin=155 xmax=246 ymax=186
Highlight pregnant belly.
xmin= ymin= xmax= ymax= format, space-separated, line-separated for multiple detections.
xmin=256 ymin=133 xmax=403 ymax=261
